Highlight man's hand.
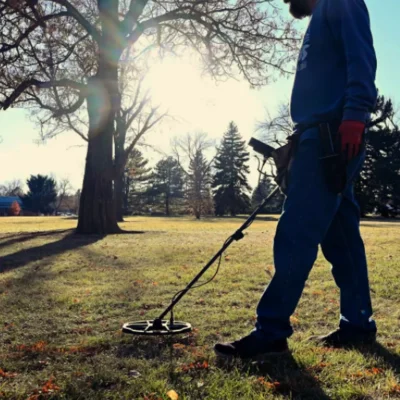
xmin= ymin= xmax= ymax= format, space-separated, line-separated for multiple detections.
xmin=339 ymin=120 xmax=365 ymax=161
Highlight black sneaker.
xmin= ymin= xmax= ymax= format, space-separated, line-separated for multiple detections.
xmin=312 ymin=328 xmax=377 ymax=348
xmin=214 ymin=334 xmax=289 ymax=360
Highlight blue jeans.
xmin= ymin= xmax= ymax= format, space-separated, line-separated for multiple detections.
xmin=254 ymin=130 xmax=376 ymax=340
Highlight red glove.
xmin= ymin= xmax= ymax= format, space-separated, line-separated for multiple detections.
xmin=339 ymin=120 xmax=365 ymax=161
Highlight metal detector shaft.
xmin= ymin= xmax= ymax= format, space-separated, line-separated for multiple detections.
xmin=157 ymin=186 xmax=281 ymax=321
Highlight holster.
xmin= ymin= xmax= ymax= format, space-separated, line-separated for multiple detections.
xmin=318 ymin=122 xmax=347 ymax=194
xmin=272 ymin=134 xmax=299 ymax=194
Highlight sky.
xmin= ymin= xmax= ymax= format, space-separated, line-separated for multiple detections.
xmin=0 ymin=0 xmax=398 ymax=192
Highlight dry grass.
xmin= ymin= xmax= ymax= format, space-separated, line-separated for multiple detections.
xmin=0 ymin=216 xmax=399 ymax=399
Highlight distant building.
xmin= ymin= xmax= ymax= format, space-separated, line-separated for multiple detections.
xmin=0 ymin=197 xmax=23 ymax=216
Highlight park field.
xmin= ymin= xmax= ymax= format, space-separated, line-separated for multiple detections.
xmin=0 ymin=216 xmax=400 ymax=400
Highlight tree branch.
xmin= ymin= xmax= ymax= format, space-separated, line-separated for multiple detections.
xmin=1 ymin=78 xmax=86 ymax=110
xmin=121 ymin=0 xmax=150 ymax=36
xmin=0 ymin=11 xmax=69 ymax=53
xmin=48 ymin=0 xmax=101 ymax=42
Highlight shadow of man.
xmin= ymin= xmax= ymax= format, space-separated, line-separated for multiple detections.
xmin=217 ymin=351 xmax=332 ymax=400
xmin=353 ymin=342 xmax=400 ymax=375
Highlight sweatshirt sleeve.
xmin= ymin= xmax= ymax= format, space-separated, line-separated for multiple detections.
xmin=329 ymin=0 xmax=378 ymax=122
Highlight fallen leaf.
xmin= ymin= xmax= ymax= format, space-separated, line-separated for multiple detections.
xmin=390 ymin=384 xmax=400 ymax=394
xmin=257 ymin=377 xmax=281 ymax=390
xmin=312 ymin=290 xmax=323 ymax=296
xmin=41 ymin=377 xmax=60 ymax=393
xmin=181 ymin=360 xmax=209 ymax=372
xmin=167 ymin=389 xmax=179 ymax=400
xmin=369 ymin=367 xmax=383 ymax=375
xmin=0 ymin=369 xmax=17 ymax=378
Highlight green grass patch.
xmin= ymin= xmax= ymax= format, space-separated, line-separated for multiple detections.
xmin=0 ymin=216 xmax=399 ymax=399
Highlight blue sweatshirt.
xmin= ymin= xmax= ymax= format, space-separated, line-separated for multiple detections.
xmin=291 ymin=0 xmax=377 ymax=129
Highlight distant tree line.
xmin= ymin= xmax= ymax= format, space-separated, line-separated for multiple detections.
xmin=120 ymin=121 xmax=259 ymax=219
xmin=3 ymin=96 xmax=398 ymax=219
xmin=0 ymin=175 xmax=80 ymax=216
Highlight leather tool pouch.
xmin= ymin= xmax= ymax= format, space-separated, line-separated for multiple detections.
xmin=272 ymin=134 xmax=299 ymax=194
xmin=319 ymin=122 xmax=347 ymax=194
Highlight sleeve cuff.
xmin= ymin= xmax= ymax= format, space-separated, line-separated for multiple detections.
xmin=343 ymin=109 xmax=370 ymax=123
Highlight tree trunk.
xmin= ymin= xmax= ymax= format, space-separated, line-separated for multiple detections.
xmin=77 ymin=0 xmax=121 ymax=234
xmin=77 ymin=76 xmax=120 ymax=234
xmin=166 ymin=194 xmax=170 ymax=216
xmin=115 ymin=172 xmax=124 ymax=222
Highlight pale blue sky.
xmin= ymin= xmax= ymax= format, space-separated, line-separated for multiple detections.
xmin=0 ymin=0 xmax=398 ymax=191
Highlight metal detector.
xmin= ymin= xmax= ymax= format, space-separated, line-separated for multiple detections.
xmin=122 ymin=138 xmax=279 ymax=336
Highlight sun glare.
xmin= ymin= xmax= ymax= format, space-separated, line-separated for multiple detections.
xmin=144 ymin=57 xmax=211 ymax=122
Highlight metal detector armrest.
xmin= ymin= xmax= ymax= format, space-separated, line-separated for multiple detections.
xmin=248 ymin=138 xmax=275 ymax=159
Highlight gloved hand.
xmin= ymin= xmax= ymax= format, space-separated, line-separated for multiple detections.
xmin=339 ymin=120 xmax=365 ymax=162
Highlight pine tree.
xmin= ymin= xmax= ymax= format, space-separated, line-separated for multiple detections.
xmin=251 ymin=178 xmax=284 ymax=213
xmin=21 ymin=175 xmax=57 ymax=215
xmin=187 ymin=149 xmax=213 ymax=219
xmin=354 ymin=96 xmax=400 ymax=215
xmin=124 ymin=149 xmax=153 ymax=215
xmin=150 ymin=157 xmax=185 ymax=215
xmin=212 ymin=122 xmax=251 ymax=216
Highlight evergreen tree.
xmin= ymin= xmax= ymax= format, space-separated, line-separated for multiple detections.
xmin=187 ymin=149 xmax=214 ymax=219
xmin=251 ymin=178 xmax=284 ymax=213
xmin=354 ymin=96 xmax=400 ymax=215
xmin=124 ymin=149 xmax=153 ymax=215
xmin=212 ymin=122 xmax=251 ymax=216
xmin=21 ymin=175 xmax=57 ymax=215
xmin=150 ymin=157 xmax=185 ymax=215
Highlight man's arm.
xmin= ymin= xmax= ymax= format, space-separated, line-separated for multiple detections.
xmin=337 ymin=0 xmax=378 ymax=122
xmin=328 ymin=0 xmax=378 ymax=160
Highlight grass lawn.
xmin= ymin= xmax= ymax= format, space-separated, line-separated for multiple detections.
xmin=0 ymin=216 xmax=400 ymax=400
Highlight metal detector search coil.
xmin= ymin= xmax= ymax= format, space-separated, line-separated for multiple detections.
xmin=122 ymin=319 xmax=192 ymax=335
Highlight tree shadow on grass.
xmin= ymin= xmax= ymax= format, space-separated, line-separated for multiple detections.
xmin=0 ymin=231 xmax=105 ymax=273
xmin=354 ymin=342 xmax=400 ymax=375
xmin=218 ymin=352 xmax=332 ymax=400
xmin=0 ymin=229 xmax=74 ymax=250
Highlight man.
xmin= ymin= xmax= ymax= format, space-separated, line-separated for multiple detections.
xmin=215 ymin=0 xmax=378 ymax=359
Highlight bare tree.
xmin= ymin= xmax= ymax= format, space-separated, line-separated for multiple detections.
xmin=257 ymin=102 xmax=293 ymax=147
xmin=0 ymin=179 xmax=24 ymax=197
xmin=54 ymin=177 xmax=73 ymax=214
xmin=114 ymin=63 xmax=167 ymax=221
xmin=173 ymin=132 xmax=214 ymax=218
xmin=36 ymin=61 xmax=167 ymax=222
xmin=255 ymin=102 xmax=293 ymax=181
xmin=1 ymin=0 xmax=299 ymax=233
